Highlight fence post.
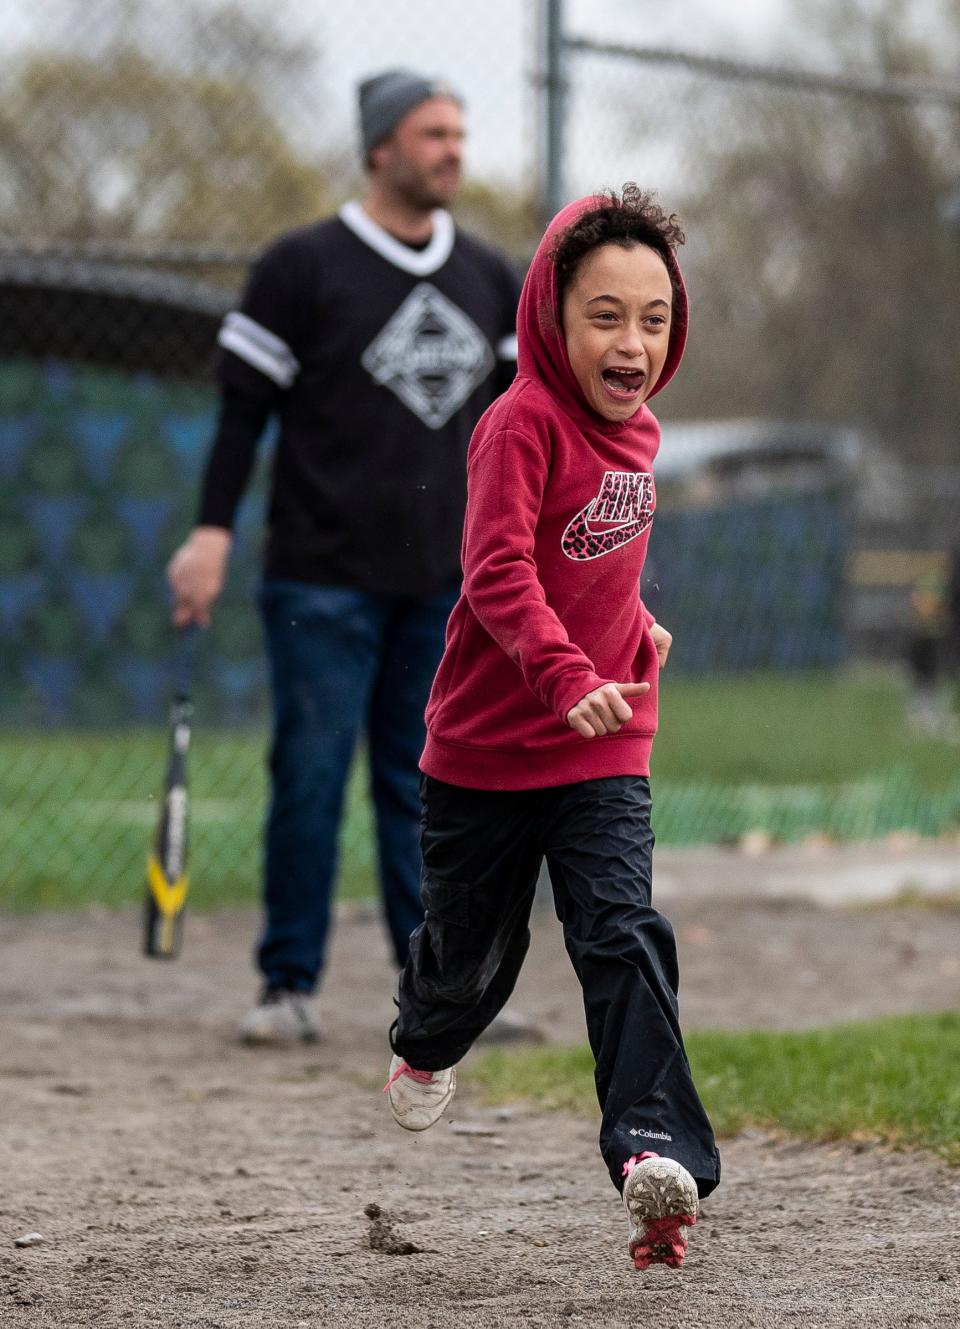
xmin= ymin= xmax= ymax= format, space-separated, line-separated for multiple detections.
xmin=542 ymin=0 xmax=566 ymax=225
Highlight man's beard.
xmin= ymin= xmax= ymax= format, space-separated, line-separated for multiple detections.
xmin=396 ymin=165 xmax=459 ymax=212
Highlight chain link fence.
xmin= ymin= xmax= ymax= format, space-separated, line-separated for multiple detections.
xmin=1 ymin=0 xmax=543 ymax=909
xmin=554 ymin=24 xmax=960 ymax=646
xmin=2 ymin=0 xmax=960 ymax=909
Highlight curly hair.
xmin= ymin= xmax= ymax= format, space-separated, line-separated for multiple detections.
xmin=550 ymin=184 xmax=685 ymax=308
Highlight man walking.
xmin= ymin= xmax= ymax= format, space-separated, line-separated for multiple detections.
xmin=167 ymin=70 xmax=521 ymax=1042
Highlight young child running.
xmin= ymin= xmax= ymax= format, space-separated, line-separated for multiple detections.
xmin=384 ymin=185 xmax=721 ymax=1271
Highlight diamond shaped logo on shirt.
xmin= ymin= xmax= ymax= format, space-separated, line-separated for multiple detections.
xmin=361 ymin=282 xmax=495 ymax=430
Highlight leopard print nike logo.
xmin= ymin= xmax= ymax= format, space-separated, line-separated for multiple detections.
xmin=561 ymin=471 xmax=654 ymax=561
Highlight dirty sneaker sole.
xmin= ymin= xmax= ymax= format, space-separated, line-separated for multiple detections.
xmin=624 ymin=1157 xmax=699 ymax=1269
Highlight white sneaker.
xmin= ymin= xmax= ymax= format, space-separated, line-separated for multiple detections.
xmin=238 ymin=987 xmax=319 ymax=1045
xmin=622 ymin=1154 xmax=699 ymax=1270
xmin=384 ymin=1054 xmax=456 ymax=1132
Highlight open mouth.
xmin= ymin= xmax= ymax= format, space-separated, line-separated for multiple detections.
xmin=601 ymin=367 xmax=646 ymax=399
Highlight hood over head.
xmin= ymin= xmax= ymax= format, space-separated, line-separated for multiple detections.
xmin=516 ymin=193 xmax=688 ymax=435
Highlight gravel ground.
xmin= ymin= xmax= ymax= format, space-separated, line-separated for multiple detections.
xmin=2 ymin=842 xmax=959 ymax=1328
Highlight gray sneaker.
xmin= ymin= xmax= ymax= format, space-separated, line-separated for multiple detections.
xmin=238 ymin=987 xmax=319 ymax=1045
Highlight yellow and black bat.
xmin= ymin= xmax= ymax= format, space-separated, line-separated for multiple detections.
xmin=143 ymin=635 xmax=195 ymax=958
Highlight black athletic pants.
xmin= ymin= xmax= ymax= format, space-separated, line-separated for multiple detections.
xmin=391 ymin=774 xmax=721 ymax=1198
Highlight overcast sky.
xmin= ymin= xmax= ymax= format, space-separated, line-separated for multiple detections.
xmin=7 ymin=0 xmax=955 ymax=198
xmin=7 ymin=0 xmax=802 ymax=181
xmin=312 ymin=0 xmax=800 ymax=186
xmin=278 ymin=0 xmax=954 ymax=193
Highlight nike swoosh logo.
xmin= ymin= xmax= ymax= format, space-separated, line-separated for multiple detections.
xmin=561 ymin=501 xmax=654 ymax=561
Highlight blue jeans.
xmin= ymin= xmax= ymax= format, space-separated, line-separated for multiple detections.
xmin=257 ymin=579 xmax=457 ymax=992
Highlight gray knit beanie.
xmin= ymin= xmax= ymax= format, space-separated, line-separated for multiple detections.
xmin=358 ymin=68 xmax=462 ymax=156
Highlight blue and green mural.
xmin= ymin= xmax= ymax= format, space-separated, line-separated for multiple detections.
xmin=0 ymin=358 xmax=272 ymax=727
xmin=645 ymin=488 xmax=848 ymax=673
xmin=1 ymin=357 xmax=848 ymax=729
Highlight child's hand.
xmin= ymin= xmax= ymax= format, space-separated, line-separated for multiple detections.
xmin=566 ymin=682 xmax=650 ymax=738
xmin=650 ymin=622 xmax=672 ymax=668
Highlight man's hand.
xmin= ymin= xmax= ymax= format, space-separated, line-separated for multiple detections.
xmin=566 ymin=681 xmax=650 ymax=739
xmin=166 ymin=526 xmax=233 ymax=628
xmin=650 ymin=621 xmax=672 ymax=668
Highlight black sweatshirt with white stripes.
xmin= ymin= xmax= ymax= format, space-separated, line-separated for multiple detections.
xmin=198 ymin=202 xmax=521 ymax=597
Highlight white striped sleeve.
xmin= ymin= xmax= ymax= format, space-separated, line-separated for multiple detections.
xmin=496 ymin=333 xmax=518 ymax=361
xmin=217 ymin=311 xmax=301 ymax=388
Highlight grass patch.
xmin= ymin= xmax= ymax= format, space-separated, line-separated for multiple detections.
xmin=472 ymin=1012 xmax=960 ymax=1165
xmin=657 ymin=669 xmax=959 ymax=788
xmin=0 ymin=729 xmax=375 ymax=911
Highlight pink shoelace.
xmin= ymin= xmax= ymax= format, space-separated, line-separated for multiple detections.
xmin=622 ymin=1152 xmax=697 ymax=1271
xmin=383 ymin=1059 xmax=435 ymax=1092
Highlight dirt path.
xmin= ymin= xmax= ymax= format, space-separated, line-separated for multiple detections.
xmin=3 ymin=852 xmax=960 ymax=1327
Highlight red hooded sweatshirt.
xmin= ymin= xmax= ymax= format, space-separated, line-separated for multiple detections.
xmin=421 ymin=195 xmax=688 ymax=790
